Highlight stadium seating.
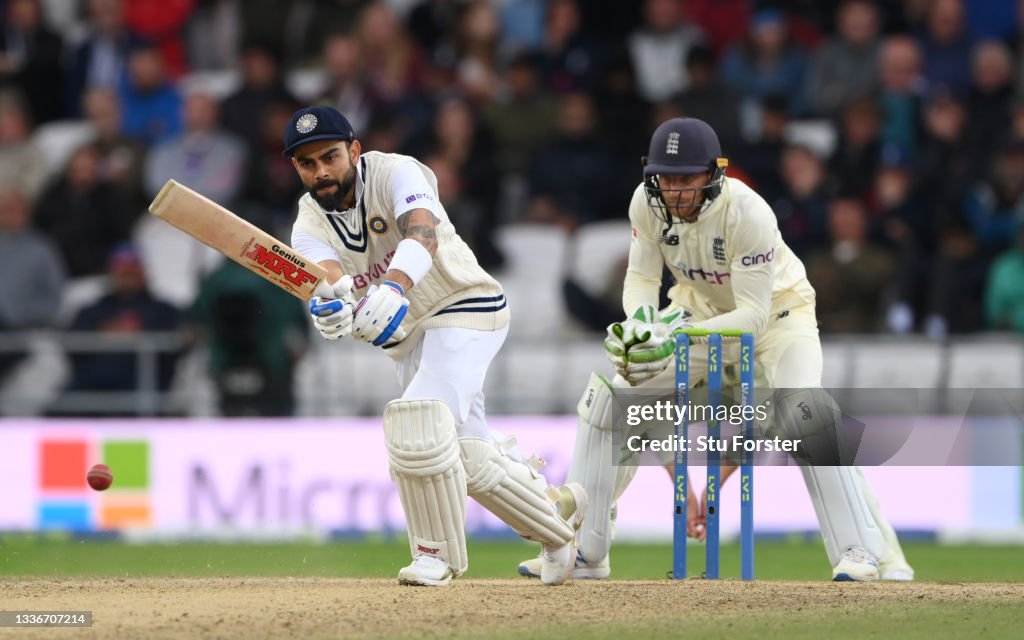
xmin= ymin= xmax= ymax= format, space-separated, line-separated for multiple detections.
xmin=564 ymin=220 xmax=631 ymax=298
xmin=494 ymin=224 xmax=571 ymax=339
xmin=30 ymin=120 xmax=96 ymax=178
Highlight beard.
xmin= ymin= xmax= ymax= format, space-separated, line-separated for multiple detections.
xmin=309 ymin=165 xmax=357 ymax=211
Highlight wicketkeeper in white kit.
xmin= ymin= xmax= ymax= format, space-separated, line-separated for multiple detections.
xmin=283 ymin=105 xmax=587 ymax=586
xmin=519 ymin=117 xmax=914 ymax=582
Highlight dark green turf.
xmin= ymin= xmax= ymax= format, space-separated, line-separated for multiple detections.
xmin=1 ymin=536 xmax=1022 ymax=583
xmin=459 ymin=602 xmax=1024 ymax=640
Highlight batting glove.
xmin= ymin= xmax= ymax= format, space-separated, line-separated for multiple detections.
xmin=309 ymin=275 xmax=355 ymax=341
xmin=352 ymin=280 xmax=409 ymax=347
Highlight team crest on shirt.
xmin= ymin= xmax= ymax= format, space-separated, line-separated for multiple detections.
xmin=369 ymin=215 xmax=389 ymax=235
xmin=296 ymin=113 xmax=318 ymax=133
xmin=713 ymin=237 xmax=726 ymax=264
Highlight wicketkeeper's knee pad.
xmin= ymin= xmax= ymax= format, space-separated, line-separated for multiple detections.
xmin=771 ymin=387 xmax=850 ymax=465
xmin=460 ymin=437 xmax=574 ymax=547
xmin=577 ymin=372 xmax=616 ymax=431
xmin=384 ymin=398 xmax=468 ymax=573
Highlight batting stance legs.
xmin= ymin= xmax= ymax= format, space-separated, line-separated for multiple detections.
xmin=389 ymin=326 xmax=586 ymax=586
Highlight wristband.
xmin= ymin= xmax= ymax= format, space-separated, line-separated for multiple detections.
xmin=388 ymin=238 xmax=433 ymax=285
xmin=382 ymin=280 xmax=405 ymax=296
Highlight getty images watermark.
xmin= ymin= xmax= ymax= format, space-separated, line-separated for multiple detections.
xmin=622 ymin=399 xmax=803 ymax=456
xmin=611 ymin=387 xmax=1024 ymax=466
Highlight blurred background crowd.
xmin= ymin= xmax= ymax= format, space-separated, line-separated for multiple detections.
xmin=1 ymin=0 xmax=1023 ymax=417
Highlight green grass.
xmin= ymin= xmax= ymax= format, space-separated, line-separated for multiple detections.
xmin=489 ymin=603 xmax=1024 ymax=640
xmin=2 ymin=537 xmax=1022 ymax=639
xmin=1 ymin=537 xmax=1022 ymax=583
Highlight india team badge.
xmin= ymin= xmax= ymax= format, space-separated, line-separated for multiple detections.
xmin=369 ymin=215 xmax=389 ymax=235
xmin=296 ymin=113 xmax=318 ymax=133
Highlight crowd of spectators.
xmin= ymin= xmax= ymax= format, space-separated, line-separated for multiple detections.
xmin=2 ymin=0 xmax=1024 ymax=414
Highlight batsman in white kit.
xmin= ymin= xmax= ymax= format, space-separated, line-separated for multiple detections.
xmin=283 ymin=106 xmax=587 ymax=586
xmin=519 ymin=117 xmax=914 ymax=582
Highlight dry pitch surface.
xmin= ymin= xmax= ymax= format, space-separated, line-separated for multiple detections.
xmin=2 ymin=578 xmax=1022 ymax=640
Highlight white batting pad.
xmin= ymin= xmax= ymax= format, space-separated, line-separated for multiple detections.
xmin=612 ymin=464 xmax=638 ymax=504
xmin=801 ymin=465 xmax=886 ymax=565
xmin=856 ymin=466 xmax=909 ymax=570
xmin=384 ymin=399 xmax=468 ymax=574
xmin=460 ymin=438 xmax=574 ymax=547
xmin=567 ymin=373 xmax=621 ymax=563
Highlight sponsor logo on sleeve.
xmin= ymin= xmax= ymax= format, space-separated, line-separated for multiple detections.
xmin=404 ymin=193 xmax=434 ymax=204
xmin=740 ymin=247 xmax=775 ymax=266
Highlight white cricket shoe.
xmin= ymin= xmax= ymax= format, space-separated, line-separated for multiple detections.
xmin=832 ymin=546 xmax=880 ymax=582
xmin=571 ymin=553 xmax=611 ymax=579
xmin=521 ymin=483 xmax=599 ymax=583
xmin=398 ymin=555 xmax=455 ymax=587
xmin=517 ymin=555 xmax=543 ymax=578
xmin=519 ymin=552 xmax=611 ymax=580
xmin=540 ymin=541 xmax=574 ymax=586
xmin=880 ymin=562 xmax=915 ymax=581
xmin=539 ymin=482 xmax=588 ymax=586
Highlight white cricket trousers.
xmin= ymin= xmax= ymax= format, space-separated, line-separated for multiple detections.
xmin=394 ymin=325 xmax=509 ymax=442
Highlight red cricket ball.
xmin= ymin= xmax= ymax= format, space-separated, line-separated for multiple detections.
xmin=87 ymin=464 xmax=113 ymax=491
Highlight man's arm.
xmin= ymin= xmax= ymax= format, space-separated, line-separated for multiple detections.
xmin=388 ymin=208 xmax=440 ymax=292
xmin=693 ymin=266 xmax=772 ymax=334
xmin=290 ymin=225 xmax=355 ymax=339
xmin=622 ymin=187 xmax=665 ymax=318
xmin=319 ymin=259 xmax=345 ymax=284
xmin=347 ymin=161 xmax=440 ymax=347
xmin=605 ymin=187 xmax=673 ymax=385
xmin=291 ymin=226 xmax=348 ymax=289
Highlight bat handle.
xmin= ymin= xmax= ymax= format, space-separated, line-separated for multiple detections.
xmin=314 ymin=274 xmax=354 ymax=299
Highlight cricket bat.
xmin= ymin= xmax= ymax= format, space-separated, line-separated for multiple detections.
xmin=148 ymin=179 xmax=329 ymax=300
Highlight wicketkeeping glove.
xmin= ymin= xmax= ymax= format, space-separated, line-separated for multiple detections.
xmin=309 ymin=275 xmax=355 ymax=341
xmin=604 ymin=305 xmax=658 ymax=376
xmin=618 ymin=307 xmax=694 ymax=386
xmin=352 ymin=280 xmax=409 ymax=347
